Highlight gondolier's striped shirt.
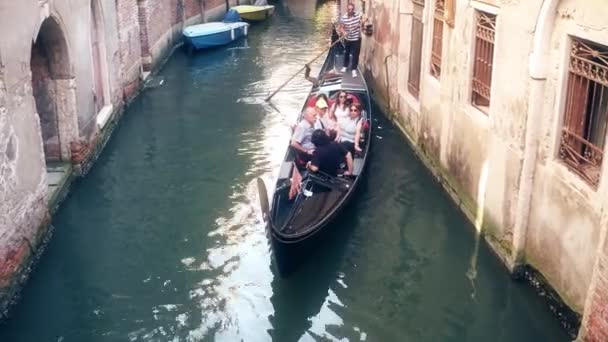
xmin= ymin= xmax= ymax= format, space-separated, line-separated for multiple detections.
xmin=340 ymin=12 xmax=362 ymax=41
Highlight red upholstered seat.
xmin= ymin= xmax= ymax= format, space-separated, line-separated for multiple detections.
xmin=306 ymin=94 xmax=335 ymax=108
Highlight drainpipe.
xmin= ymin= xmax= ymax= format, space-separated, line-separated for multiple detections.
xmin=384 ymin=53 xmax=394 ymax=114
xmin=511 ymin=0 xmax=559 ymax=270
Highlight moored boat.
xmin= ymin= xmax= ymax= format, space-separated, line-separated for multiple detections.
xmin=258 ymin=44 xmax=372 ymax=276
xmin=231 ymin=5 xmax=275 ymax=22
xmin=182 ymin=9 xmax=249 ymax=50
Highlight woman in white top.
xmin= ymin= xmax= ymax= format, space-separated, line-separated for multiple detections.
xmin=331 ymin=91 xmax=350 ymax=123
xmin=338 ymin=103 xmax=363 ymax=154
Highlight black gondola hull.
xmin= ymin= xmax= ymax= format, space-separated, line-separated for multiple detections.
xmin=266 ymin=178 xmax=362 ymax=275
xmin=265 ymin=43 xmax=372 ymax=276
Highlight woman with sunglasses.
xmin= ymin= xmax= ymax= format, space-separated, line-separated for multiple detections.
xmin=330 ymin=91 xmax=350 ymax=123
xmin=338 ymin=103 xmax=363 ymax=154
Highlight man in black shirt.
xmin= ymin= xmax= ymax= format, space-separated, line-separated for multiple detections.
xmin=307 ymin=129 xmax=353 ymax=177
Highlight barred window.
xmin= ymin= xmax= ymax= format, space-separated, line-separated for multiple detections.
xmin=559 ymin=38 xmax=608 ymax=187
xmin=430 ymin=0 xmax=445 ymax=78
xmin=407 ymin=0 xmax=425 ymax=98
xmin=471 ymin=11 xmax=496 ymax=112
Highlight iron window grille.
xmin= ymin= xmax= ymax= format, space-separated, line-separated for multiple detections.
xmin=471 ymin=10 xmax=496 ymax=112
xmin=559 ymin=38 xmax=608 ymax=187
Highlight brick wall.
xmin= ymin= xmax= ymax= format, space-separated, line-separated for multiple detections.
xmin=184 ymin=0 xmax=201 ymax=19
xmin=115 ymin=0 xmax=142 ymax=101
xmin=137 ymin=1 xmax=150 ymax=58
xmin=144 ymin=0 xmax=176 ymax=51
xmin=173 ymin=0 xmax=183 ymax=25
xmin=205 ymin=0 xmax=226 ymax=10
xmin=582 ymin=252 xmax=608 ymax=342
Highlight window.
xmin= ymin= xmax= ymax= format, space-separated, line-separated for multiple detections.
xmin=430 ymin=0 xmax=444 ymax=78
xmin=471 ymin=10 xmax=496 ymax=111
xmin=558 ymin=38 xmax=608 ymax=187
xmin=407 ymin=0 xmax=425 ymax=98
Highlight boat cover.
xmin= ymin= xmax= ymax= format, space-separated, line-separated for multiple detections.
xmin=223 ymin=9 xmax=242 ymax=23
xmin=182 ymin=22 xmax=247 ymax=37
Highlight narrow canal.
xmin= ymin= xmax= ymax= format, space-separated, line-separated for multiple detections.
xmin=0 ymin=1 xmax=569 ymax=341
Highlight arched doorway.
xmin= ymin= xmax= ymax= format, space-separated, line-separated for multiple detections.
xmin=90 ymin=0 xmax=109 ymax=114
xmin=30 ymin=16 xmax=77 ymax=163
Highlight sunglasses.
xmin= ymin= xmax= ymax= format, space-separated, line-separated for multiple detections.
xmin=350 ymin=108 xmax=359 ymax=112
xmin=339 ymin=95 xmax=346 ymax=98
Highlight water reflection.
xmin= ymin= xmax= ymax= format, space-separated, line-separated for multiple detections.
xmin=283 ymin=0 xmax=319 ymax=19
xmin=268 ymin=203 xmax=361 ymax=341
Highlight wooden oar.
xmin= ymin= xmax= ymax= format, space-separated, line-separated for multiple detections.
xmin=264 ymin=37 xmax=344 ymax=102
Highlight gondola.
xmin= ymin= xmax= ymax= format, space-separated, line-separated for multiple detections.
xmin=258 ymin=44 xmax=372 ymax=276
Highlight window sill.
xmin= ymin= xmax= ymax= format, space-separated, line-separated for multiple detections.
xmin=402 ymin=90 xmax=421 ymax=114
xmin=463 ymin=103 xmax=490 ymax=129
xmin=548 ymin=159 xmax=602 ymax=198
xmin=425 ymin=74 xmax=441 ymax=92
xmin=96 ymin=105 xmax=114 ymax=129
xmin=472 ymin=104 xmax=489 ymax=115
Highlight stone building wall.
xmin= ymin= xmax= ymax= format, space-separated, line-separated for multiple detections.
xmin=140 ymin=0 xmax=187 ymax=71
xmin=359 ymin=0 xmax=608 ymax=340
xmin=0 ymin=0 xmax=241 ymax=319
xmin=117 ymin=0 xmax=144 ymax=101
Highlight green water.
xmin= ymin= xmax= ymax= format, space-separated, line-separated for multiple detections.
xmin=0 ymin=1 xmax=569 ymax=341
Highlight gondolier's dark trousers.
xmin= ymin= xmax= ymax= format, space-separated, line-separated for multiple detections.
xmin=343 ymin=38 xmax=362 ymax=71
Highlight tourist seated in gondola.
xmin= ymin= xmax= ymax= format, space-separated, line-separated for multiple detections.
xmin=313 ymin=97 xmax=338 ymax=140
xmin=291 ymin=107 xmax=317 ymax=165
xmin=330 ymin=90 xmax=351 ymax=123
xmin=338 ymin=103 xmax=363 ymax=155
xmin=306 ymin=91 xmax=331 ymax=109
xmin=306 ymin=129 xmax=353 ymax=177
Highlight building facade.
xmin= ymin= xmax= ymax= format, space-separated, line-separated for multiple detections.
xmin=358 ymin=0 xmax=608 ymax=340
xmin=0 ymin=0 xmax=246 ymax=318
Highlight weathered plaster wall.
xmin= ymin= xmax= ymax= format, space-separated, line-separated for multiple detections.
xmin=0 ymin=1 xmax=50 ymax=317
xmin=521 ymin=0 xmax=608 ymax=323
xmin=526 ymin=0 xmax=608 ymax=312
xmin=362 ymin=0 xmax=541 ymax=259
xmin=362 ymin=0 xmax=608 ymax=338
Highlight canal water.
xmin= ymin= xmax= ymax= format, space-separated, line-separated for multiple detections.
xmin=0 ymin=1 xmax=570 ymax=341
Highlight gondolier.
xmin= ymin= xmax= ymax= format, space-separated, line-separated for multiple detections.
xmin=338 ymin=2 xmax=365 ymax=78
